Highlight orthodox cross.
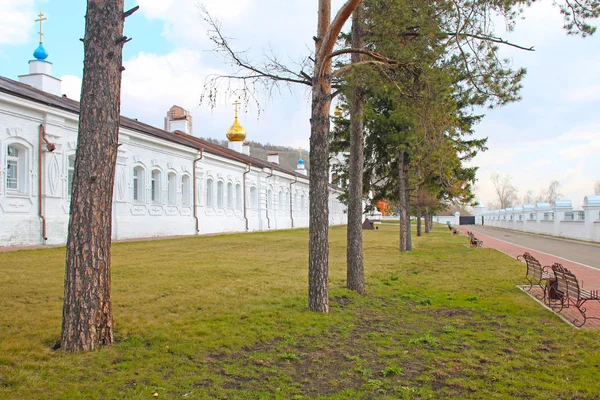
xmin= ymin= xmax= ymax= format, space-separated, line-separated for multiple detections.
xmin=35 ymin=12 xmax=47 ymax=44
xmin=233 ymin=99 xmax=241 ymax=118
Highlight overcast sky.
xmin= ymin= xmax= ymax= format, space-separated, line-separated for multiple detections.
xmin=1 ymin=0 xmax=598 ymax=209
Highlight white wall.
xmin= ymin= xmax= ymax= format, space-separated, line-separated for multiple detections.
xmin=0 ymin=92 xmax=347 ymax=248
xmin=475 ymin=198 xmax=600 ymax=243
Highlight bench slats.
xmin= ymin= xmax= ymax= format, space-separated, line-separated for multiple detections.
xmin=550 ymin=263 xmax=600 ymax=327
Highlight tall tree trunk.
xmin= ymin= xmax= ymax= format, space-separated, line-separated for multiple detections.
xmin=61 ymin=0 xmax=125 ymax=352
xmin=404 ymin=154 xmax=412 ymax=251
xmin=346 ymin=4 xmax=365 ymax=294
xmin=398 ymin=149 xmax=408 ymax=252
xmin=309 ymin=0 xmax=333 ymax=313
xmin=416 ymin=202 xmax=422 ymax=236
xmin=424 ymin=207 xmax=431 ymax=234
xmin=309 ymin=0 xmax=361 ymax=312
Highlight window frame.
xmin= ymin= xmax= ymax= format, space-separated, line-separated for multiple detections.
xmin=206 ymin=178 xmax=214 ymax=207
xmin=181 ymin=174 xmax=191 ymax=206
xmin=133 ymin=165 xmax=145 ymax=202
xmin=5 ymin=143 xmax=28 ymax=195
xmin=167 ymin=172 xmax=177 ymax=205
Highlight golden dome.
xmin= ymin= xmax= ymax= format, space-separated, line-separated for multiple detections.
xmin=226 ymin=116 xmax=246 ymax=142
xmin=226 ymin=100 xmax=246 ymax=142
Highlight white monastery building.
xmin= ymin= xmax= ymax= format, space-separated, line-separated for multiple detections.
xmin=0 ymin=39 xmax=347 ymax=248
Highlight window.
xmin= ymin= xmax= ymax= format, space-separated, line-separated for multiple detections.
xmin=168 ymin=172 xmax=177 ymax=204
xmin=278 ymin=191 xmax=283 ymax=210
xmin=250 ymin=186 xmax=258 ymax=209
xmin=294 ymin=194 xmax=298 ymax=211
xmin=133 ymin=166 xmax=145 ymax=202
xmin=236 ymin=184 xmax=242 ymax=210
xmin=206 ymin=178 xmax=213 ymax=207
xmin=67 ymin=155 xmax=76 ymax=197
xmin=227 ymin=182 xmax=233 ymax=208
xmin=6 ymin=144 xmax=27 ymax=193
xmin=564 ymin=212 xmax=574 ymax=221
xmin=301 ymin=194 xmax=305 ymax=211
xmin=267 ymin=189 xmax=273 ymax=210
xmin=577 ymin=211 xmax=585 ymax=220
xmin=529 ymin=213 xmax=536 ymax=221
xmin=151 ymin=170 xmax=161 ymax=203
xmin=181 ymin=175 xmax=190 ymax=206
xmin=285 ymin=192 xmax=290 ymax=210
xmin=217 ymin=181 xmax=224 ymax=208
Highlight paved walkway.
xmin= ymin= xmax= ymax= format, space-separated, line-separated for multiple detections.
xmin=458 ymin=225 xmax=600 ymax=329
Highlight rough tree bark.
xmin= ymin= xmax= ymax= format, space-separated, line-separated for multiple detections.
xmin=309 ymin=0 xmax=362 ymax=312
xmin=346 ymin=4 xmax=365 ymax=294
xmin=424 ymin=207 xmax=431 ymax=233
xmin=405 ymin=162 xmax=412 ymax=251
xmin=61 ymin=0 xmax=128 ymax=351
xmin=416 ymin=202 xmax=422 ymax=236
xmin=398 ymin=149 xmax=408 ymax=252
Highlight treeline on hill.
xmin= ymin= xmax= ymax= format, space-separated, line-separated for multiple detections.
xmin=200 ymin=138 xmax=311 ymax=172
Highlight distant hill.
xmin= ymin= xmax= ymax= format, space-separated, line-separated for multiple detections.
xmin=200 ymin=138 xmax=310 ymax=173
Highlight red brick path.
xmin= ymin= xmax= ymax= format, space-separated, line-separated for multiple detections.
xmin=458 ymin=226 xmax=600 ymax=329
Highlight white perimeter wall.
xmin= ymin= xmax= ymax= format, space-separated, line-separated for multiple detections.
xmin=474 ymin=202 xmax=600 ymax=243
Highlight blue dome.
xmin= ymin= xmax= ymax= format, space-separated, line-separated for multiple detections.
xmin=33 ymin=44 xmax=48 ymax=60
xmin=298 ymin=158 xmax=304 ymax=165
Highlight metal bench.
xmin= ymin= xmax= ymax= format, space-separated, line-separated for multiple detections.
xmin=466 ymin=231 xmax=483 ymax=248
xmin=550 ymin=263 xmax=600 ymax=327
xmin=517 ymin=252 xmax=553 ymax=301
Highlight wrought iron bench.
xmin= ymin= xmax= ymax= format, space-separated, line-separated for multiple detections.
xmin=550 ymin=263 xmax=600 ymax=327
xmin=466 ymin=231 xmax=483 ymax=248
xmin=448 ymin=224 xmax=453 ymax=231
xmin=452 ymin=228 xmax=459 ymax=236
xmin=517 ymin=252 xmax=553 ymax=301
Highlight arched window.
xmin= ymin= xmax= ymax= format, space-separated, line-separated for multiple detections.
xmin=267 ymin=189 xmax=273 ymax=210
xmin=278 ymin=191 xmax=283 ymax=210
xmin=151 ymin=170 xmax=161 ymax=203
xmin=227 ymin=182 xmax=233 ymax=208
xmin=294 ymin=193 xmax=298 ymax=211
xmin=67 ymin=154 xmax=76 ymax=198
xmin=285 ymin=191 xmax=290 ymax=210
xmin=206 ymin=178 xmax=214 ymax=207
xmin=167 ymin=172 xmax=177 ymax=204
xmin=235 ymin=184 xmax=242 ymax=210
xmin=250 ymin=186 xmax=258 ymax=209
xmin=181 ymin=175 xmax=190 ymax=206
xmin=133 ymin=166 xmax=145 ymax=202
xmin=6 ymin=144 xmax=27 ymax=194
xmin=301 ymin=194 xmax=305 ymax=211
xmin=217 ymin=181 xmax=224 ymax=208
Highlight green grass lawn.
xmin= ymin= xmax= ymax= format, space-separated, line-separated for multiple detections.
xmin=1 ymin=224 xmax=599 ymax=399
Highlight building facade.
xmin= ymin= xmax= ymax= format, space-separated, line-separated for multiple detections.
xmin=0 ymin=48 xmax=347 ymax=247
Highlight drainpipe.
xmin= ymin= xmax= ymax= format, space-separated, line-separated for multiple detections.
xmin=38 ymin=124 xmax=56 ymax=241
xmin=192 ymin=148 xmax=204 ymax=233
xmin=290 ymin=175 xmax=297 ymax=228
xmin=243 ymin=164 xmax=252 ymax=231
xmin=264 ymin=167 xmax=273 ymax=229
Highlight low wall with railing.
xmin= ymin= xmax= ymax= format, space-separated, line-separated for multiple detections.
xmin=474 ymin=196 xmax=600 ymax=243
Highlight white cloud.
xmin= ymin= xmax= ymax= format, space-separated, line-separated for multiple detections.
xmin=566 ymin=84 xmax=600 ymax=102
xmin=135 ymin=0 xmax=252 ymax=48
xmin=59 ymin=75 xmax=82 ymax=100
xmin=0 ymin=0 xmax=36 ymax=45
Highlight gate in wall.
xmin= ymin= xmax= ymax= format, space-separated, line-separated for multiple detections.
xmin=459 ymin=216 xmax=476 ymax=225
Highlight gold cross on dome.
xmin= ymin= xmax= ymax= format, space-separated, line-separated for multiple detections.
xmin=298 ymin=147 xmax=302 ymax=158
xmin=233 ymin=99 xmax=241 ymax=118
xmin=35 ymin=12 xmax=47 ymax=44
